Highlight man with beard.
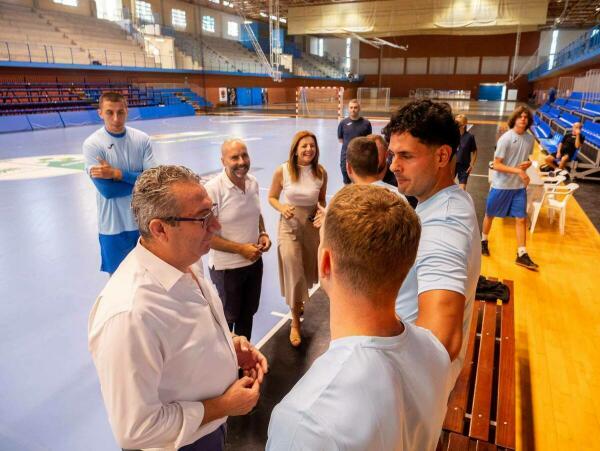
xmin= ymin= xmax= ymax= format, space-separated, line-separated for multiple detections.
xmin=337 ymin=99 xmax=372 ymax=184
xmin=205 ymin=139 xmax=271 ymax=340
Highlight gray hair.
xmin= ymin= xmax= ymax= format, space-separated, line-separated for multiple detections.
xmin=132 ymin=165 xmax=200 ymax=238
xmin=221 ymin=138 xmax=246 ymax=156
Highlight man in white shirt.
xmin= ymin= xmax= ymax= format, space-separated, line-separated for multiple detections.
xmin=383 ymin=100 xmax=481 ymax=385
xmin=88 ymin=165 xmax=268 ymax=451
xmin=205 ymin=139 xmax=271 ymax=340
xmin=267 ymin=184 xmax=451 ymax=450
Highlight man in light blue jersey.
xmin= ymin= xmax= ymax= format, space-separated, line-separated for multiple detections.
xmin=383 ymin=100 xmax=481 ymax=385
xmin=83 ymin=92 xmax=156 ymax=274
xmin=267 ymin=184 xmax=451 ymax=451
xmin=481 ymin=106 xmax=538 ymax=270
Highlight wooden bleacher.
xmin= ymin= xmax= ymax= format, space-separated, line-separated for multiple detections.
xmin=438 ymin=279 xmax=515 ymax=451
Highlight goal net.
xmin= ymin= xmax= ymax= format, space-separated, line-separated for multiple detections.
xmin=296 ymin=86 xmax=344 ymax=118
xmin=357 ymin=87 xmax=390 ymax=111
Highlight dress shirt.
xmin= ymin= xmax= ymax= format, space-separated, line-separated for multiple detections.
xmin=88 ymin=242 xmax=238 ymax=451
xmin=205 ymin=170 xmax=262 ymax=270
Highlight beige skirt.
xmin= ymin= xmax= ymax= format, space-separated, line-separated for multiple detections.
xmin=277 ymin=205 xmax=320 ymax=310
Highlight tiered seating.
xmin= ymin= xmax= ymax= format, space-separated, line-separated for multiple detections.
xmin=553 ymin=111 xmax=580 ymax=133
xmin=298 ymin=53 xmax=345 ymax=78
xmin=202 ymin=35 xmax=268 ymax=74
xmin=578 ymin=102 xmax=600 ymax=122
xmin=0 ymin=2 xmax=90 ymax=64
xmin=39 ymin=10 xmax=157 ymax=68
xmin=574 ymin=121 xmax=600 ymax=180
xmin=531 ymin=115 xmax=552 ymax=140
xmin=155 ymin=87 xmax=212 ymax=108
xmin=539 ymin=131 xmax=563 ymax=154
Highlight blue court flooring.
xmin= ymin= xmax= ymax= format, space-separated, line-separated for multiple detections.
xmin=0 ymin=114 xmax=388 ymax=450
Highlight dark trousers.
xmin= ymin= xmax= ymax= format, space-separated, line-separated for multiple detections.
xmin=209 ymin=258 xmax=263 ymax=340
xmin=123 ymin=424 xmax=226 ymax=451
xmin=340 ymin=154 xmax=351 ymax=184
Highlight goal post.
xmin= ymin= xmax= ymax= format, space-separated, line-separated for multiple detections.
xmin=357 ymin=87 xmax=390 ymax=111
xmin=296 ymin=86 xmax=344 ymax=118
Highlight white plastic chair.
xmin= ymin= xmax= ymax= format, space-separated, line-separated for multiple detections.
xmin=530 ymin=182 xmax=579 ymax=234
xmin=546 ymin=183 xmax=580 ymax=235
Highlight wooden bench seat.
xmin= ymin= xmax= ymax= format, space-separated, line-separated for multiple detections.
xmin=438 ymin=279 xmax=515 ymax=451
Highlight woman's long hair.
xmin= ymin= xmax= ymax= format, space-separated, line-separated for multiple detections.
xmin=287 ymin=130 xmax=323 ymax=182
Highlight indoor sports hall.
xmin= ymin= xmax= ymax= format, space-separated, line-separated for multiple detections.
xmin=1 ymin=0 xmax=599 ymax=450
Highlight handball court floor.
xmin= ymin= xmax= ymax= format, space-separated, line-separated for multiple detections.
xmin=0 ymin=104 xmax=599 ymax=450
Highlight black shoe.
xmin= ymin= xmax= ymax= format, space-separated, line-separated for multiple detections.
xmin=540 ymin=164 xmax=553 ymax=172
xmin=516 ymin=253 xmax=539 ymax=271
xmin=481 ymin=240 xmax=490 ymax=256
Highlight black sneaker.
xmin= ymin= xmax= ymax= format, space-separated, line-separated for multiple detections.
xmin=481 ymin=240 xmax=490 ymax=256
xmin=540 ymin=164 xmax=553 ymax=172
xmin=516 ymin=253 xmax=539 ymax=271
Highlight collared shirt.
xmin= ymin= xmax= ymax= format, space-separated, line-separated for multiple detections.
xmin=395 ymin=185 xmax=481 ymax=384
xmin=205 ymin=170 xmax=262 ymax=270
xmin=266 ymin=323 xmax=451 ymax=450
xmin=492 ymin=129 xmax=534 ymax=189
xmin=88 ymin=242 xmax=238 ymax=451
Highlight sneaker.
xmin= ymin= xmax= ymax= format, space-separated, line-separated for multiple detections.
xmin=481 ymin=240 xmax=490 ymax=256
xmin=540 ymin=164 xmax=553 ymax=173
xmin=516 ymin=253 xmax=539 ymax=271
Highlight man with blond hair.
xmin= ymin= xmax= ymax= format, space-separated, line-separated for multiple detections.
xmin=267 ymin=184 xmax=451 ymax=451
xmin=88 ymin=165 xmax=268 ymax=451
xmin=205 ymin=139 xmax=271 ymax=340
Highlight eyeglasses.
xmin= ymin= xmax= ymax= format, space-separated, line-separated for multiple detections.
xmin=162 ymin=203 xmax=218 ymax=230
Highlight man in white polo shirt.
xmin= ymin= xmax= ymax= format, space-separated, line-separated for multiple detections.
xmin=206 ymin=139 xmax=271 ymax=340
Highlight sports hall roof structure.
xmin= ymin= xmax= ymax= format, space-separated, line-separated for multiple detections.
xmin=197 ymin=0 xmax=600 ymax=33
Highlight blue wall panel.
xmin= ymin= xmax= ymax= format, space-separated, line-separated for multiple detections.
xmin=478 ymin=85 xmax=504 ymax=101
xmin=60 ymin=110 xmax=102 ymax=127
xmin=236 ymin=88 xmax=252 ymax=106
xmin=27 ymin=112 xmax=64 ymax=130
xmin=0 ymin=115 xmax=33 ymax=133
xmin=251 ymin=88 xmax=263 ymax=105
xmin=127 ymin=107 xmax=143 ymax=121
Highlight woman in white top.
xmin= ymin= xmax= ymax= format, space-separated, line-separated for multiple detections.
xmin=268 ymin=130 xmax=328 ymax=347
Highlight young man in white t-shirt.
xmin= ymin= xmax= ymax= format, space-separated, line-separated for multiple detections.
xmin=482 ymin=107 xmax=538 ymax=270
xmin=267 ymin=184 xmax=451 ymax=451
xmin=205 ymin=139 xmax=271 ymax=339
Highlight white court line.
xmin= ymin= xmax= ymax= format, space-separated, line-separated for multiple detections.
xmin=255 ymin=314 xmax=291 ymax=350
xmin=254 ymin=283 xmax=321 ymax=350
xmin=469 ymin=173 xmax=488 ymax=178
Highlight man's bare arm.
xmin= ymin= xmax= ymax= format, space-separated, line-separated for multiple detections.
xmin=416 ymin=289 xmax=465 ymax=361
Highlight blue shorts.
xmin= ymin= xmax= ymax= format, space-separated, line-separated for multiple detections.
xmin=486 ymin=188 xmax=527 ymax=218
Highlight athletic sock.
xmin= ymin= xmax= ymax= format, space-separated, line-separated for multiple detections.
xmin=482 ymin=233 xmax=488 ymax=241
xmin=517 ymin=247 xmax=527 ymax=257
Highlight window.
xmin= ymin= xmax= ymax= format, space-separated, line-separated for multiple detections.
xmin=318 ymin=38 xmax=324 ymax=57
xmin=53 ymin=0 xmax=78 ymax=6
xmin=345 ymin=37 xmax=352 ymax=70
xmin=548 ymin=29 xmax=559 ymax=71
xmin=135 ymin=0 xmax=154 ymax=23
xmin=227 ymin=21 xmax=239 ymax=37
xmin=171 ymin=9 xmax=186 ymax=30
xmin=202 ymin=15 xmax=215 ymax=33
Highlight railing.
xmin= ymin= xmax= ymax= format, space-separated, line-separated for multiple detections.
xmin=0 ymin=41 xmax=165 ymax=69
xmin=529 ymin=25 xmax=600 ymax=81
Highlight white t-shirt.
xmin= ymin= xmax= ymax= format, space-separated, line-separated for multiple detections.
xmin=281 ymin=163 xmax=323 ymax=207
xmin=267 ymin=322 xmax=451 ymax=451
xmin=395 ymin=185 xmax=481 ymax=384
xmin=492 ymin=129 xmax=534 ymax=189
xmin=205 ymin=170 xmax=262 ymax=270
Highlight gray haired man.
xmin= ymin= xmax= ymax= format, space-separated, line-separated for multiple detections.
xmin=88 ymin=165 xmax=268 ymax=451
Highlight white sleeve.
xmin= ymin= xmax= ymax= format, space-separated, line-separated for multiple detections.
xmin=92 ymin=311 xmax=205 ymax=450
